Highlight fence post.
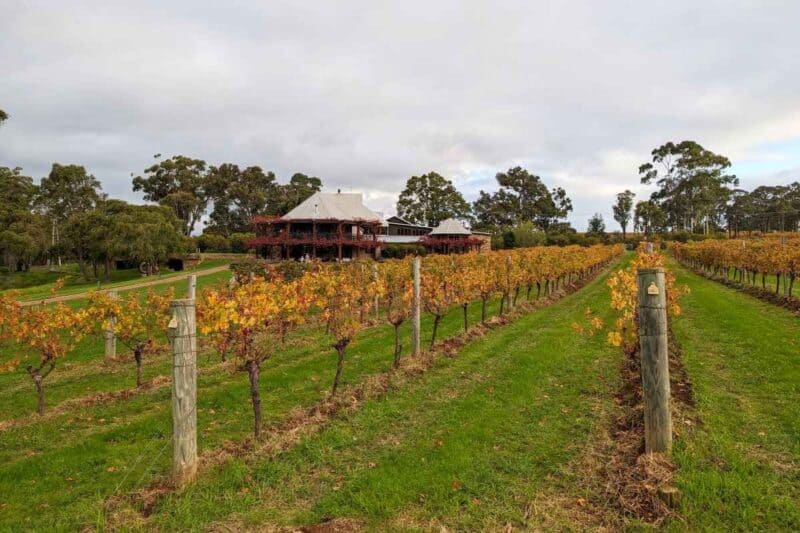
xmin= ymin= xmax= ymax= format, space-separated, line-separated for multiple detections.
xmin=187 ymin=274 xmax=197 ymax=300
xmin=637 ymin=267 xmax=672 ymax=453
xmin=104 ymin=290 xmax=117 ymax=360
xmin=168 ymin=299 xmax=198 ymax=486
xmin=373 ymin=263 xmax=380 ymax=320
xmin=411 ymin=257 xmax=421 ymax=355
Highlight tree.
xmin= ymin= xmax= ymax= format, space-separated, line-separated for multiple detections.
xmin=64 ymin=201 xmax=187 ymax=279
xmin=276 ymin=173 xmax=323 ymax=215
xmin=37 ymin=164 xmax=103 ymax=264
xmin=634 ymin=200 xmax=666 ymax=235
xmin=639 ymin=141 xmax=738 ymax=233
xmin=397 ymin=172 xmax=471 ymax=227
xmin=132 ymin=155 xmax=209 ymax=235
xmin=472 ymin=167 xmax=572 ymax=231
xmin=587 ymin=213 xmax=606 ymax=236
xmin=472 ymin=189 xmax=519 ymax=230
xmin=0 ymin=167 xmax=44 ymax=271
xmin=612 ymin=190 xmax=635 ymax=238
xmin=206 ymin=164 xmax=280 ymax=235
xmin=0 ymin=109 xmax=8 ymax=125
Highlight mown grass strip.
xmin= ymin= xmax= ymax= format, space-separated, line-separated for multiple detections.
xmin=665 ymin=257 xmax=800 ymax=532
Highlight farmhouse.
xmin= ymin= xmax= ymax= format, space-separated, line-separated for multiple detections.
xmin=250 ymin=191 xmax=489 ymax=260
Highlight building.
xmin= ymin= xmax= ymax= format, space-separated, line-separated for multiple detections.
xmin=249 ymin=192 xmax=490 ymax=260
xmin=420 ymin=218 xmax=491 ymax=253
xmin=250 ymin=192 xmax=384 ymax=261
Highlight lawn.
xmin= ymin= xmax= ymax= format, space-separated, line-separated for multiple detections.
xmin=2 ymin=256 xmax=239 ymax=302
xmin=665 ymin=257 xmax=800 ymax=531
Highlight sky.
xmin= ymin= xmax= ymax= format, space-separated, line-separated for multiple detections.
xmin=2 ymin=1 xmax=800 ymax=231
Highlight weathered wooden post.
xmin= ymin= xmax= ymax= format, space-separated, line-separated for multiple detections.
xmin=168 ymin=298 xmax=198 ymax=486
xmin=187 ymin=274 xmax=197 ymax=300
xmin=372 ymin=262 xmax=380 ymax=320
xmin=411 ymin=257 xmax=421 ymax=355
xmin=104 ymin=290 xmax=117 ymax=360
xmin=637 ymin=267 xmax=672 ymax=453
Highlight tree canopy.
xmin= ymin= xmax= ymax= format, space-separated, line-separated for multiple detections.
xmin=612 ymin=190 xmax=635 ymax=237
xmin=639 ymin=141 xmax=738 ymax=233
xmin=132 ymin=155 xmax=209 ymax=236
xmin=586 ymin=213 xmax=606 ymax=236
xmin=396 ymin=172 xmax=472 ymax=227
xmin=472 ymin=166 xmax=572 ymax=231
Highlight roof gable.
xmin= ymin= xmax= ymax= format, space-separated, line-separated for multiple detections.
xmin=430 ymin=218 xmax=471 ymax=235
xmin=282 ymin=192 xmax=381 ymax=221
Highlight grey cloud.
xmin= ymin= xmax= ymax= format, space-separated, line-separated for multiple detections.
xmin=2 ymin=0 xmax=800 ymax=230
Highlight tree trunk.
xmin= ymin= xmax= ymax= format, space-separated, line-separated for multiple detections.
xmin=331 ymin=342 xmax=347 ymax=395
xmin=393 ymin=323 xmax=402 ymax=368
xmin=134 ymin=345 xmax=143 ymax=388
xmin=430 ymin=315 xmax=442 ymax=349
xmin=462 ymin=303 xmax=468 ymax=331
xmin=481 ymin=298 xmax=487 ymax=324
xmin=246 ymin=360 xmax=262 ymax=439
xmin=34 ymin=375 xmax=45 ymax=417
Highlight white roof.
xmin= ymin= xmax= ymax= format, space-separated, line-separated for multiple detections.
xmin=282 ymin=192 xmax=381 ymax=221
xmin=430 ymin=218 xmax=471 ymax=235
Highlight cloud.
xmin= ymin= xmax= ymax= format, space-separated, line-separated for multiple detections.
xmin=1 ymin=0 xmax=799 ymax=229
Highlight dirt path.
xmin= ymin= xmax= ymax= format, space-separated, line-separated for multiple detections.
xmin=19 ymin=264 xmax=231 ymax=307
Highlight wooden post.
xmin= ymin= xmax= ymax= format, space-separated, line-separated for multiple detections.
xmin=411 ymin=257 xmax=421 ymax=355
xmin=372 ymin=262 xmax=380 ymax=320
xmin=168 ymin=299 xmax=198 ymax=486
xmin=637 ymin=267 xmax=672 ymax=454
xmin=187 ymin=274 xmax=196 ymax=300
xmin=104 ymin=290 xmax=117 ymax=360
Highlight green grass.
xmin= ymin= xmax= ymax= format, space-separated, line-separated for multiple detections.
xmin=0 ymin=259 xmax=624 ymax=531
xmin=665 ymin=257 xmax=800 ymax=531
xmin=2 ymin=257 xmax=236 ymax=302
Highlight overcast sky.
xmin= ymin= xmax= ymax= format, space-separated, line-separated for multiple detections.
xmin=2 ymin=1 xmax=800 ymax=230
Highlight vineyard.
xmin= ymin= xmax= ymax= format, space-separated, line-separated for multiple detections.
xmin=1 ymin=243 xmax=799 ymax=531
xmin=671 ymin=234 xmax=800 ymax=297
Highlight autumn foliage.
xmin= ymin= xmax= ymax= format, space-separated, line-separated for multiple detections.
xmin=605 ymin=244 xmax=686 ymax=351
xmin=671 ymin=234 xmax=800 ymax=296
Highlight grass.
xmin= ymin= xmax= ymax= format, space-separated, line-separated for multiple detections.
xmin=0 ymin=259 xmax=624 ymax=531
xmin=2 ymin=256 xmax=238 ymax=302
xmin=665 ymin=257 xmax=800 ymax=531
